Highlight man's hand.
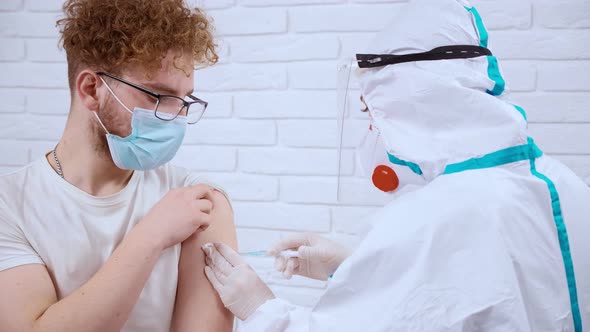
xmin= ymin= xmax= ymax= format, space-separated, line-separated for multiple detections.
xmin=203 ymin=242 xmax=275 ymax=321
xmin=140 ymin=184 xmax=213 ymax=249
xmin=269 ymin=233 xmax=352 ymax=281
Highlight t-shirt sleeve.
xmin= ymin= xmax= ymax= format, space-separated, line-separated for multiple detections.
xmin=0 ymin=203 xmax=43 ymax=272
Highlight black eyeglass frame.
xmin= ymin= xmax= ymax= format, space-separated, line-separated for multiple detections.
xmin=96 ymin=71 xmax=208 ymax=125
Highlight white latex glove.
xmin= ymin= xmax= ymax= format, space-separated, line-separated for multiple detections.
xmin=268 ymin=233 xmax=352 ymax=281
xmin=202 ymin=242 xmax=275 ymax=321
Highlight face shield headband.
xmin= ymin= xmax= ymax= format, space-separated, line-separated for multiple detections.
xmin=356 ymin=45 xmax=492 ymax=68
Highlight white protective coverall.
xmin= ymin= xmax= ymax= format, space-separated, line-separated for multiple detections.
xmin=240 ymin=0 xmax=590 ymax=330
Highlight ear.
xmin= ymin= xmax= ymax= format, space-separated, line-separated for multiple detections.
xmin=75 ymin=70 xmax=102 ymax=113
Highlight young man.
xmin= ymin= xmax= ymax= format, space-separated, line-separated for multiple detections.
xmin=0 ymin=1 xmax=236 ymax=331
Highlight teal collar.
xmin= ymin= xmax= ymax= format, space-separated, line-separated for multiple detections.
xmin=387 ymin=137 xmax=543 ymax=178
xmin=444 ymin=137 xmax=542 ymax=175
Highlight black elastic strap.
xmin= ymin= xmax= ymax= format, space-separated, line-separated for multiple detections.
xmin=356 ymin=45 xmax=492 ymax=68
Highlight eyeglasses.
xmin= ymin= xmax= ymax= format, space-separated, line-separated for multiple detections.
xmin=96 ymin=71 xmax=208 ymax=125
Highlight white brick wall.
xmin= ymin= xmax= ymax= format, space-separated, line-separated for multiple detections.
xmin=1 ymin=0 xmax=590 ymax=309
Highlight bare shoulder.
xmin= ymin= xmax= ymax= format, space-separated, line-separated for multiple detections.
xmin=211 ymin=187 xmax=233 ymax=214
xmin=179 ymin=187 xmax=236 ymax=253
xmin=204 ymin=188 xmax=237 ymax=249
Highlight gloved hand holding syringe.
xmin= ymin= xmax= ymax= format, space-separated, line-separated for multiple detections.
xmin=236 ymin=233 xmax=352 ymax=280
xmin=202 ymin=234 xmax=352 ymax=320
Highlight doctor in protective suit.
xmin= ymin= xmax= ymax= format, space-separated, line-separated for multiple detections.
xmin=202 ymin=0 xmax=590 ymax=330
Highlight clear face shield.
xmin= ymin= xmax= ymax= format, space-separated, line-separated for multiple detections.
xmin=336 ymin=59 xmax=396 ymax=206
xmin=336 ymin=45 xmax=494 ymax=205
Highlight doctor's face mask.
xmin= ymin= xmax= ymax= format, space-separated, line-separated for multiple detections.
xmin=356 ymin=96 xmax=428 ymax=193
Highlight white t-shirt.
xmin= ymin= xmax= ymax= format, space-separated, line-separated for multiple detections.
xmin=0 ymin=158 xmax=225 ymax=332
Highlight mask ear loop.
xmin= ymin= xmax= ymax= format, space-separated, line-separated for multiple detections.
xmin=94 ymin=75 xmax=135 ymax=135
xmin=93 ymin=112 xmax=110 ymax=134
xmin=98 ymin=76 xmax=133 ymax=114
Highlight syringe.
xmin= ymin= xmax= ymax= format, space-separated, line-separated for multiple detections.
xmin=241 ymin=250 xmax=300 ymax=258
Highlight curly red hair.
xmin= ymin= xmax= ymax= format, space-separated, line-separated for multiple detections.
xmin=57 ymin=0 xmax=218 ymax=89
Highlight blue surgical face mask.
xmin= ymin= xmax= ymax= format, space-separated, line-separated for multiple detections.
xmin=94 ymin=78 xmax=187 ymax=171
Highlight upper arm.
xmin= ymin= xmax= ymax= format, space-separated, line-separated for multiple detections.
xmin=171 ymin=189 xmax=237 ymax=332
xmin=0 ymin=264 xmax=57 ymax=332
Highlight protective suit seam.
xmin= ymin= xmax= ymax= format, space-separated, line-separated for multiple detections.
xmin=528 ymin=151 xmax=583 ymax=331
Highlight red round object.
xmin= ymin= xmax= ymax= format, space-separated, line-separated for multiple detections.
xmin=372 ymin=165 xmax=400 ymax=192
